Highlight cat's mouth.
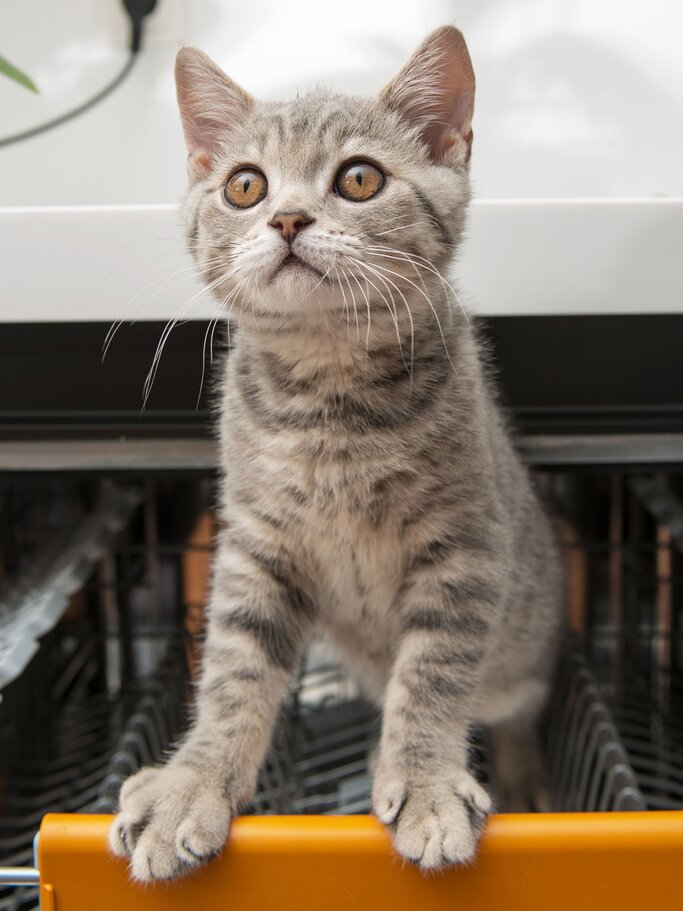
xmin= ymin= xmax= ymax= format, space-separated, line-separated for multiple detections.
xmin=272 ymin=253 xmax=327 ymax=283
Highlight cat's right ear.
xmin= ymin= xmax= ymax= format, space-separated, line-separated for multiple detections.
xmin=175 ymin=47 xmax=255 ymax=182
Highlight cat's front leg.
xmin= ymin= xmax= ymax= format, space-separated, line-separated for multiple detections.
xmin=109 ymin=535 xmax=315 ymax=882
xmin=373 ymin=558 xmax=503 ymax=869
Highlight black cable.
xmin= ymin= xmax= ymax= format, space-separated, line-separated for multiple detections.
xmin=0 ymin=54 xmax=136 ymax=149
xmin=0 ymin=0 xmax=156 ymax=149
xmin=125 ymin=0 xmax=158 ymax=54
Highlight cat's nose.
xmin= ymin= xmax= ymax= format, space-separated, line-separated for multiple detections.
xmin=268 ymin=210 xmax=314 ymax=242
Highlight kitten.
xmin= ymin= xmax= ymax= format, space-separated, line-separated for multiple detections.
xmin=110 ymin=26 xmax=563 ymax=881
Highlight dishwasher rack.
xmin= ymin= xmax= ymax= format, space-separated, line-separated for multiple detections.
xmin=1 ymin=469 xmax=682 ymax=909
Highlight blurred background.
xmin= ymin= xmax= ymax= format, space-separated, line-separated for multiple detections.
xmin=0 ymin=4 xmax=682 ymax=908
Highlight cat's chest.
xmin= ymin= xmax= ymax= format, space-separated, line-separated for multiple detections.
xmin=275 ymin=445 xmax=406 ymax=615
xmin=306 ymin=517 xmax=403 ymax=691
xmin=225 ymin=358 xmax=416 ymax=626
xmin=309 ymin=517 xmax=402 ymax=617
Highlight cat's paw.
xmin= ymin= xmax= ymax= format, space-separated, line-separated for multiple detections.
xmin=373 ymin=766 xmax=492 ymax=870
xmin=109 ymin=765 xmax=232 ymax=882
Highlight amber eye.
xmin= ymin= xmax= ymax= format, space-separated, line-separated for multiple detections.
xmin=224 ymin=168 xmax=268 ymax=208
xmin=335 ymin=161 xmax=385 ymax=201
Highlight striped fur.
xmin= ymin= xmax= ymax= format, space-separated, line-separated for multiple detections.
xmin=110 ymin=27 xmax=563 ymax=881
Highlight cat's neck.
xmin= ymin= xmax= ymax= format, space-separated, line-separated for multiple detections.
xmin=230 ymin=285 xmax=465 ymax=392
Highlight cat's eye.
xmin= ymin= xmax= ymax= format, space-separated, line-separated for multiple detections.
xmin=224 ymin=168 xmax=268 ymax=209
xmin=335 ymin=161 xmax=385 ymax=202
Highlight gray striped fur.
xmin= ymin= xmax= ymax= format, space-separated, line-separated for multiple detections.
xmin=110 ymin=26 xmax=563 ymax=881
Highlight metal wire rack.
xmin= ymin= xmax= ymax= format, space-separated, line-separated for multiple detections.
xmin=0 ymin=469 xmax=682 ymax=908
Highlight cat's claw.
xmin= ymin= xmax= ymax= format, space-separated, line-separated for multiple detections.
xmin=373 ymin=767 xmax=492 ymax=870
xmin=109 ymin=765 xmax=231 ymax=882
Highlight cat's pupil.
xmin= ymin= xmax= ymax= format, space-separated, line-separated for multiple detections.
xmin=355 ymin=171 xmax=362 ymax=185
xmin=243 ymin=178 xmax=250 ymax=193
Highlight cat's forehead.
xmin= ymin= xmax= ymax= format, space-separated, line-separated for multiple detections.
xmin=234 ymin=93 xmax=417 ymax=175
xmin=256 ymin=95 xmax=366 ymax=141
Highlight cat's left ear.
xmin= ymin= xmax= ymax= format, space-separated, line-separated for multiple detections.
xmin=175 ymin=47 xmax=255 ymax=182
xmin=379 ymin=26 xmax=475 ymax=163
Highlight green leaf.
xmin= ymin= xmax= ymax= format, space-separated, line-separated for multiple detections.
xmin=0 ymin=54 xmax=38 ymax=93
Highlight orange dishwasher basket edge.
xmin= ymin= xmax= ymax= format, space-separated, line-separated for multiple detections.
xmin=38 ymin=811 xmax=683 ymax=911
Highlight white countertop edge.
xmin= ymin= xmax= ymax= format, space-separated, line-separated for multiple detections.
xmin=1 ymin=198 xmax=681 ymax=320
xmin=2 ymin=197 xmax=682 ymax=216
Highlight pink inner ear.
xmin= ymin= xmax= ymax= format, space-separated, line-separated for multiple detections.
xmin=419 ymin=34 xmax=475 ymax=158
xmin=423 ymin=90 xmax=475 ymax=160
xmin=440 ymin=47 xmax=475 ymax=135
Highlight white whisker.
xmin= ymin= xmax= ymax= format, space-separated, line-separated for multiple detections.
xmin=355 ymin=257 xmax=456 ymax=371
xmin=347 ymin=269 xmax=373 ymax=360
xmin=103 ymin=254 xmax=230 ymax=361
xmin=142 ymin=264 xmax=239 ymax=409
xmin=333 ymin=263 xmax=352 ymax=331
xmin=373 ymin=222 xmax=432 ymax=237
xmin=348 ymin=257 xmax=411 ymax=378
xmin=365 ymin=245 xmax=469 ymax=328
xmin=195 ymin=315 xmax=219 ymax=410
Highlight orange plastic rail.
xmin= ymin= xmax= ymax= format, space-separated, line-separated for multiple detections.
xmin=39 ymin=812 xmax=683 ymax=911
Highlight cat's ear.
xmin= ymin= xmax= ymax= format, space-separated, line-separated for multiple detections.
xmin=379 ymin=26 xmax=475 ymax=163
xmin=175 ymin=47 xmax=255 ymax=181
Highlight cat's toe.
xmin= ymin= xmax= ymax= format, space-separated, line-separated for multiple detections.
xmin=109 ymin=811 xmax=151 ymax=858
xmin=452 ymin=770 xmax=493 ymax=818
xmin=173 ymin=792 xmax=231 ymax=865
xmin=372 ymin=775 xmax=408 ymax=825
xmin=130 ymin=830 xmax=189 ymax=882
xmin=109 ymin=766 xmax=163 ymax=858
xmin=108 ymin=815 xmax=131 ymax=858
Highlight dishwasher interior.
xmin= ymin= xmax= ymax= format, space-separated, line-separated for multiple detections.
xmin=1 ymin=462 xmax=682 ymax=910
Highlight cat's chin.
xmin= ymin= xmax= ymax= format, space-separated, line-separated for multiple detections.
xmin=273 ymin=254 xmax=325 ymax=280
xmin=269 ymin=256 xmax=329 ymax=288
xmin=250 ymin=276 xmax=347 ymax=318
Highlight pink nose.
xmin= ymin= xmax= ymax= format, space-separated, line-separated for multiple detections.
xmin=268 ymin=211 xmax=314 ymax=242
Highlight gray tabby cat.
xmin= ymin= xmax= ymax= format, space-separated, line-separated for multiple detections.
xmin=110 ymin=25 xmax=563 ymax=881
